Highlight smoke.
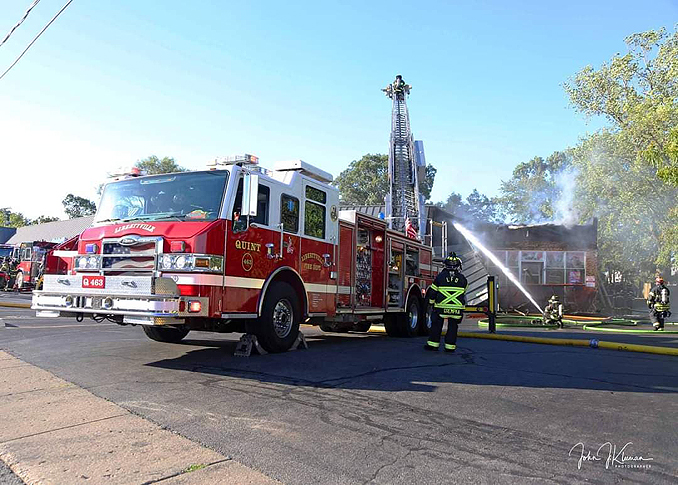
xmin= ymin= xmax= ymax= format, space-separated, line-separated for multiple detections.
xmin=551 ymin=168 xmax=580 ymax=227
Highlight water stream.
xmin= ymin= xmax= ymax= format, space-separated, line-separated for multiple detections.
xmin=453 ymin=222 xmax=544 ymax=314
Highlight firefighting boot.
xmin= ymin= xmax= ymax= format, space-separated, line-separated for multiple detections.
xmin=444 ymin=344 xmax=456 ymax=353
xmin=424 ymin=341 xmax=439 ymax=351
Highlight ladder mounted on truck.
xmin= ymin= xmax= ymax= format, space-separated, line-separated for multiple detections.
xmin=382 ymin=75 xmax=427 ymax=239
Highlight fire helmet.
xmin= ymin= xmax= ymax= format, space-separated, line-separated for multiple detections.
xmin=444 ymin=254 xmax=462 ymax=271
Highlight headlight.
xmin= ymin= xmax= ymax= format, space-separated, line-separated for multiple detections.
xmin=161 ymin=254 xmax=173 ymax=269
xmin=158 ymin=254 xmax=223 ymax=273
xmin=175 ymin=255 xmax=188 ymax=270
xmin=75 ymin=255 xmax=100 ymax=271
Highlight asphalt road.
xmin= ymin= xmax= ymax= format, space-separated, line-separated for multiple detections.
xmin=1 ymin=304 xmax=678 ymax=484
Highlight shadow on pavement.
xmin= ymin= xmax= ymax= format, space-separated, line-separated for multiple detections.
xmin=145 ymin=330 xmax=678 ymax=395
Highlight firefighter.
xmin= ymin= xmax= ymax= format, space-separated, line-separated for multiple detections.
xmin=426 ymin=253 xmax=467 ymax=352
xmin=648 ymin=276 xmax=671 ymax=331
xmin=543 ymin=295 xmax=563 ymax=328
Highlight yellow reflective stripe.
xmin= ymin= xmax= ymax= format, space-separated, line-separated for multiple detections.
xmin=430 ymin=284 xmax=439 ymax=291
xmin=426 ymin=341 xmax=440 ymax=348
xmin=444 ymin=344 xmax=456 ymax=350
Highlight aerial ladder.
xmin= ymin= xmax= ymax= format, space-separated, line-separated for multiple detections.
xmin=382 ymin=75 xmax=427 ymax=239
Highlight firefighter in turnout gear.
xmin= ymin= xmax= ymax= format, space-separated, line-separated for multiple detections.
xmin=648 ymin=276 xmax=671 ymax=331
xmin=425 ymin=254 xmax=467 ymax=352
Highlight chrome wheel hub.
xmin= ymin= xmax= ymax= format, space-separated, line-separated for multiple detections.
xmin=408 ymin=303 xmax=419 ymax=330
xmin=273 ymin=299 xmax=293 ymax=338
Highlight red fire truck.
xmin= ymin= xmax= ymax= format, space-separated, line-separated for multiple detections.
xmin=15 ymin=241 xmax=60 ymax=290
xmin=32 ymin=156 xmax=439 ymax=352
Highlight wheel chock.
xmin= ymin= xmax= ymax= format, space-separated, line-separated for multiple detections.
xmin=234 ymin=334 xmax=267 ymax=357
xmin=233 ymin=332 xmax=308 ymax=357
xmin=289 ymin=331 xmax=308 ymax=351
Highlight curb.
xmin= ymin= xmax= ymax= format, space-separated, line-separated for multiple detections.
xmin=0 ymin=302 xmax=31 ymax=309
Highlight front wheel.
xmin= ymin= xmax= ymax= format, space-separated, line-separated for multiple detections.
xmin=142 ymin=325 xmax=190 ymax=343
xmin=256 ymin=282 xmax=301 ymax=353
xmin=385 ymin=297 xmax=422 ymax=337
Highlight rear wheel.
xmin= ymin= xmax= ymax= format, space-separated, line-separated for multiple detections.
xmin=256 ymin=282 xmax=301 ymax=352
xmin=419 ymin=306 xmax=432 ymax=336
xmin=142 ymin=325 xmax=190 ymax=343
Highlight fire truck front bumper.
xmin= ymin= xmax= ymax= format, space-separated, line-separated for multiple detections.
xmin=31 ymin=275 xmax=208 ymax=325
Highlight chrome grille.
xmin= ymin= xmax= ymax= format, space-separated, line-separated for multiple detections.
xmin=101 ymin=237 xmax=161 ymax=274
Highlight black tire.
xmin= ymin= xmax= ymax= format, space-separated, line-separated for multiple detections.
xmin=384 ymin=297 xmax=422 ymax=337
xmin=256 ymin=282 xmax=301 ymax=353
xmin=353 ymin=322 xmax=372 ymax=332
xmin=142 ymin=325 xmax=190 ymax=343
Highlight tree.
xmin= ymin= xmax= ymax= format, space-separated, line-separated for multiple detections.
xmin=497 ymin=151 xmax=573 ymax=223
xmin=571 ymin=130 xmax=678 ymax=276
xmin=334 ymin=154 xmax=390 ymax=205
xmin=135 ymin=155 xmax=187 ymax=175
xmin=62 ymin=194 xmax=96 ymax=219
xmin=564 ymin=26 xmax=678 ymax=186
xmin=32 ymin=216 xmax=60 ymax=225
xmin=437 ymin=190 xmax=503 ymax=225
xmin=1 ymin=208 xmax=30 ymax=228
xmin=334 ymin=153 xmax=437 ymax=205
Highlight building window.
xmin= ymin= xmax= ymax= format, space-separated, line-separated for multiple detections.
xmin=280 ymin=194 xmax=299 ymax=233
xmin=566 ymin=251 xmax=585 ymax=284
xmin=520 ymin=251 xmax=544 ymax=285
xmin=545 ymin=251 xmax=565 ymax=284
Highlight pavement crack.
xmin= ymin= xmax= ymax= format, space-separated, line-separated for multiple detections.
xmin=140 ymin=458 xmax=232 ymax=484
xmin=0 ymin=414 xmax=128 ymax=444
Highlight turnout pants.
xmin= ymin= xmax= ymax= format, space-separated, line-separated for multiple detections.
xmin=650 ymin=310 xmax=665 ymax=329
xmin=428 ymin=309 xmax=462 ymax=350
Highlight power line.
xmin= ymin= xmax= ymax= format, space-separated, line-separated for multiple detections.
xmin=0 ymin=0 xmax=41 ymax=49
xmin=0 ymin=0 xmax=74 ymax=82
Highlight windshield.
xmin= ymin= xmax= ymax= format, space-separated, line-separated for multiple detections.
xmin=0 ymin=247 xmax=12 ymax=258
xmin=95 ymin=171 xmax=229 ymax=224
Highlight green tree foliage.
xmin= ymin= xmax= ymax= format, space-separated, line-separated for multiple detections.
xmin=32 ymin=216 xmax=60 ymax=225
xmin=334 ymin=153 xmax=437 ymax=205
xmin=1 ymin=209 xmax=30 ymax=228
xmin=437 ymin=189 xmax=503 ymax=224
xmin=564 ymin=26 xmax=678 ymax=186
xmin=564 ymin=26 xmax=678 ymax=277
xmin=497 ymin=151 xmax=572 ymax=223
xmin=135 ymin=155 xmax=187 ymax=175
xmin=62 ymin=194 xmax=96 ymax=219
xmin=572 ymin=131 xmax=678 ymax=275
xmin=334 ymin=154 xmax=389 ymax=205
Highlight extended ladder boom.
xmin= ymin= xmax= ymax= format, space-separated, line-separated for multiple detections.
xmin=382 ymin=75 xmax=426 ymax=238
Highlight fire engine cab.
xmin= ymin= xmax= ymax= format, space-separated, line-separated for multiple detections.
xmin=32 ymin=156 xmax=438 ymax=352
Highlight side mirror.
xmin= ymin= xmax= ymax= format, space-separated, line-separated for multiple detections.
xmin=241 ymin=172 xmax=259 ymax=218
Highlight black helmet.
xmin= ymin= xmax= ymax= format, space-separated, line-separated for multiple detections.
xmin=444 ymin=254 xmax=462 ymax=271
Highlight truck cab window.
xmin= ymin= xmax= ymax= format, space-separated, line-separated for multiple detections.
xmin=304 ymin=185 xmax=327 ymax=239
xmin=233 ymin=178 xmax=270 ymax=231
xmin=280 ymin=194 xmax=299 ymax=233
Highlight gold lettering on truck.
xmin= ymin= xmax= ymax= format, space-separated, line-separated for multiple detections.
xmin=235 ymin=240 xmax=261 ymax=252
xmin=302 ymin=253 xmax=323 ymax=271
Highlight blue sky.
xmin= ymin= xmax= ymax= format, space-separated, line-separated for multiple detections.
xmin=1 ymin=0 xmax=676 ymax=219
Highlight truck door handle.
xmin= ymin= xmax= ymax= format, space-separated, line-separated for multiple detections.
xmin=322 ymin=254 xmax=332 ymax=267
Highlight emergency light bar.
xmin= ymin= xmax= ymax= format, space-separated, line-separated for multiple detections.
xmin=108 ymin=166 xmax=147 ymax=179
xmin=209 ymin=154 xmax=259 ymax=168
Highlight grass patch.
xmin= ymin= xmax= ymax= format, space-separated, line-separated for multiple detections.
xmin=183 ymin=464 xmax=207 ymax=474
